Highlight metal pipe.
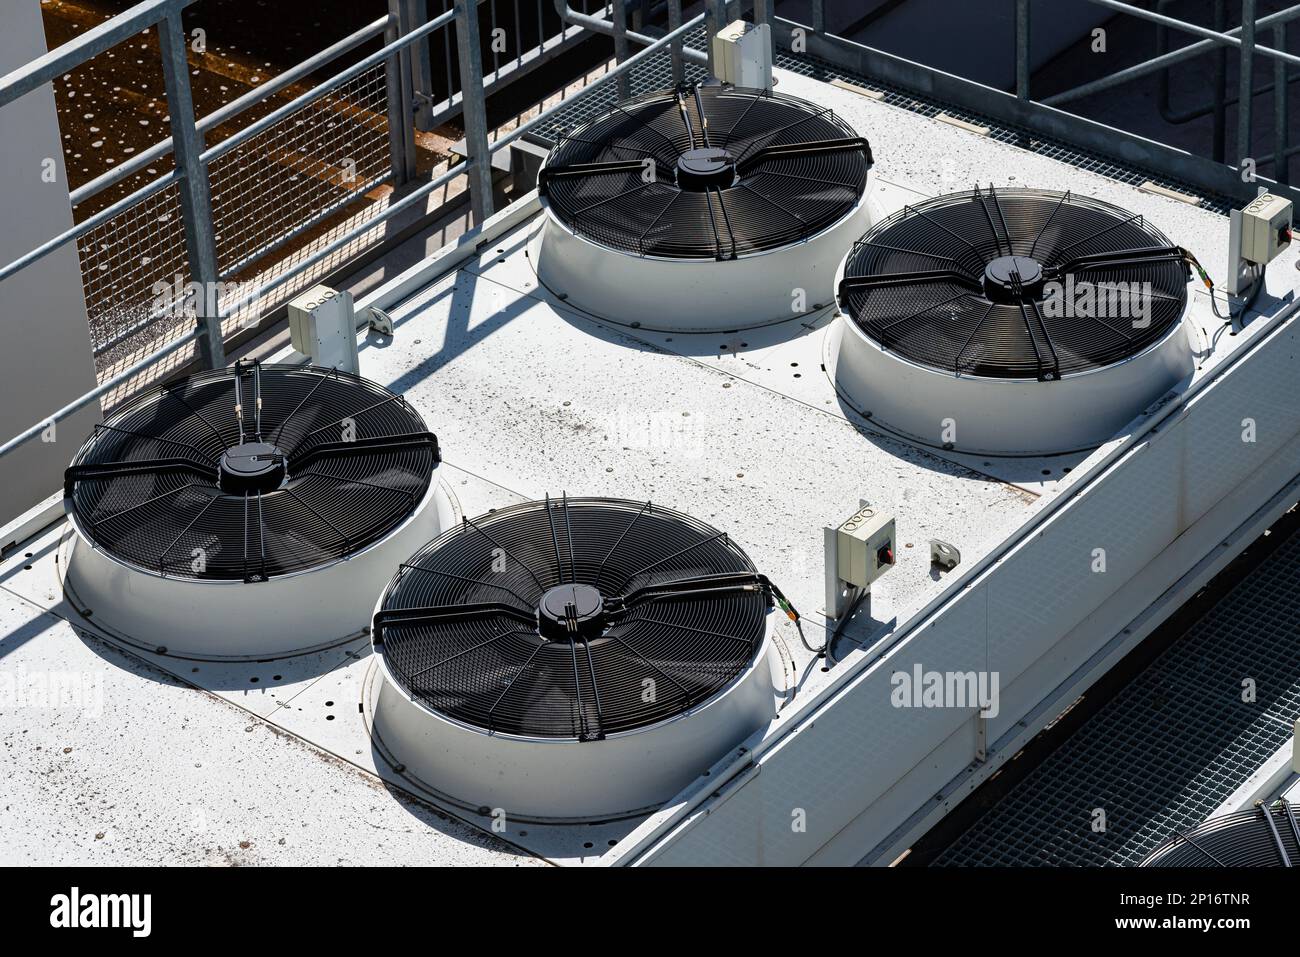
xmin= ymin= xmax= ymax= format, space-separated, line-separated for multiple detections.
xmin=707 ymin=0 xmax=727 ymax=76
xmin=1276 ymin=22 xmax=1290 ymax=184
xmin=1213 ymin=0 xmax=1228 ymax=162
xmin=202 ymin=8 xmax=457 ymax=164
xmin=455 ymin=0 xmax=495 ymax=224
xmin=553 ymin=0 xmax=708 ymax=65
xmin=612 ymin=0 xmax=631 ymax=99
xmin=1015 ymin=0 xmax=1030 ymax=100
xmin=1238 ymin=0 xmax=1257 ymax=169
xmin=69 ymin=15 xmax=390 ymax=206
xmin=1044 ymin=3 xmax=1300 ymax=106
xmin=157 ymin=9 xmax=224 ymax=370
xmin=386 ymin=0 xmax=419 ymax=186
xmin=0 ymin=0 xmax=192 ymax=108
xmin=0 ymin=329 xmax=200 ymax=461
xmin=668 ymin=0 xmax=684 ymax=85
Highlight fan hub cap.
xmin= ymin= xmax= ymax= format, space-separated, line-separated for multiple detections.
xmin=675 ymin=147 xmax=737 ymax=191
xmin=218 ymin=441 xmax=287 ymax=495
xmin=537 ymin=583 xmax=606 ymax=642
xmin=982 ymin=255 xmax=1046 ymax=305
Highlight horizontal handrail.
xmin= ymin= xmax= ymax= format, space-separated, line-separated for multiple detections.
xmin=201 ymin=8 xmax=457 ymax=164
xmin=69 ymin=14 xmax=392 ymax=207
xmin=0 ymin=328 xmax=200 ymax=461
xmin=0 ymin=0 xmax=192 ymax=108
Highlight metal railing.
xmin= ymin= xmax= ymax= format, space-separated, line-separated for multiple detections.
xmin=0 ymin=0 xmax=705 ymax=466
xmin=783 ymin=0 xmax=1299 ymax=202
xmin=2 ymin=0 xmax=1297 ymax=477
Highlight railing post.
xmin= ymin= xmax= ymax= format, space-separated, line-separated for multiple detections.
xmin=812 ymin=0 xmax=826 ymax=35
xmin=1237 ymin=0 xmax=1256 ymax=169
xmin=707 ymin=0 xmax=727 ymax=77
xmin=384 ymin=1 xmax=419 ymax=186
xmin=612 ymin=0 xmax=631 ymax=99
xmin=668 ymin=0 xmax=684 ymax=85
xmin=157 ymin=8 xmax=225 ymax=370
xmin=402 ymin=0 xmax=436 ymax=131
xmin=454 ymin=0 xmax=495 ymax=224
xmin=1274 ymin=21 xmax=1289 ymax=184
xmin=1015 ymin=0 xmax=1031 ymax=100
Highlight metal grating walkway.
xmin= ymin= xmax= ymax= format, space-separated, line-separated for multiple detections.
xmin=934 ymin=520 xmax=1300 ymax=867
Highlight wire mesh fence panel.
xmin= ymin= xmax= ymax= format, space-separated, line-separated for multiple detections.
xmin=75 ymin=179 xmax=198 ymax=389
xmin=207 ymin=62 xmax=393 ymax=281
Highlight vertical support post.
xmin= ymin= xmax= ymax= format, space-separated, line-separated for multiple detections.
xmin=812 ymin=0 xmax=825 ymax=35
xmin=1237 ymin=0 xmax=1256 ymax=170
xmin=1015 ymin=0 xmax=1030 ymax=100
xmin=707 ymin=0 xmax=727 ymax=78
xmin=1274 ymin=22 xmax=1289 ymax=185
xmin=405 ymin=0 xmax=436 ymax=131
xmin=455 ymin=0 xmax=495 ymax=224
xmin=384 ymin=2 xmax=418 ymax=186
xmin=1212 ymin=0 xmax=1227 ymax=163
xmin=667 ymin=0 xmax=684 ymax=85
xmin=612 ymin=0 xmax=631 ymax=99
xmin=157 ymin=8 xmax=224 ymax=370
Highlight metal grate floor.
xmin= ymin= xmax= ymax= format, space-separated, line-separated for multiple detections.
xmin=934 ymin=520 xmax=1300 ymax=867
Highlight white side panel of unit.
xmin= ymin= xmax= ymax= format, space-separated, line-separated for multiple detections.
xmin=619 ymin=304 xmax=1300 ymax=868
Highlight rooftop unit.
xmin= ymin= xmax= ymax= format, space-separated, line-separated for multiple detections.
xmin=2 ymin=1 xmax=1299 ymax=872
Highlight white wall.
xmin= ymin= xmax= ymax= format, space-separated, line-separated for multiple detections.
xmin=0 ymin=0 xmax=101 ymax=521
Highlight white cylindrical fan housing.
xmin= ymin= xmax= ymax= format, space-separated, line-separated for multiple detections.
xmin=530 ymin=190 xmax=879 ymax=332
xmin=369 ymin=619 xmax=779 ymax=821
xmin=826 ymin=311 xmax=1194 ymax=456
xmin=62 ymin=478 xmax=451 ymax=660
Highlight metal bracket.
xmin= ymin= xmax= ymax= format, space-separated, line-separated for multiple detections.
xmin=930 ymin=539 xmax=961 ymax=571
xmin=368 ymin=306 xmax=395 ymax=336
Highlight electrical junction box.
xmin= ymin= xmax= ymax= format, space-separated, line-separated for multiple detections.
xmin=836 ymin=504 xmax=895 ymax=589
xmin=288 ymin=285 xmax=360 ymax=375
xmin=712 ymin=20 xmax=773 ymax=91
xmin=1239 ymin=192 xmax=1292 ymax=265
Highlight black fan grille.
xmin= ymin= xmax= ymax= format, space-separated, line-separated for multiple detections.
xmin=1141 ymin=801 xmax=1300 ymax=867
xmin=838 ymin=187 xmax=1190 ymax=379
xmin=374 ymin=497 xmax=771 ymax=739
xmin=66 ymin=363 xmax=439 ymax=581
xmin=540 ymin=85 xmax=871 ymax=260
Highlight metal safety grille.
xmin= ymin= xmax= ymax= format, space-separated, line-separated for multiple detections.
xmin=541 ymin=84 xmax=871 ymax=259
xmin=839 ymin=187 xmax=1190 ymax=380
xmin=1141 ymin=800 xmax=1300 ymax=866
xmin=65 ymin=362 xmax=438 ymax=582
xmin=934 ymin=522 xmax=1300 ymax=867
xmin=374 ymin=497 xmax=771 ymax=740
